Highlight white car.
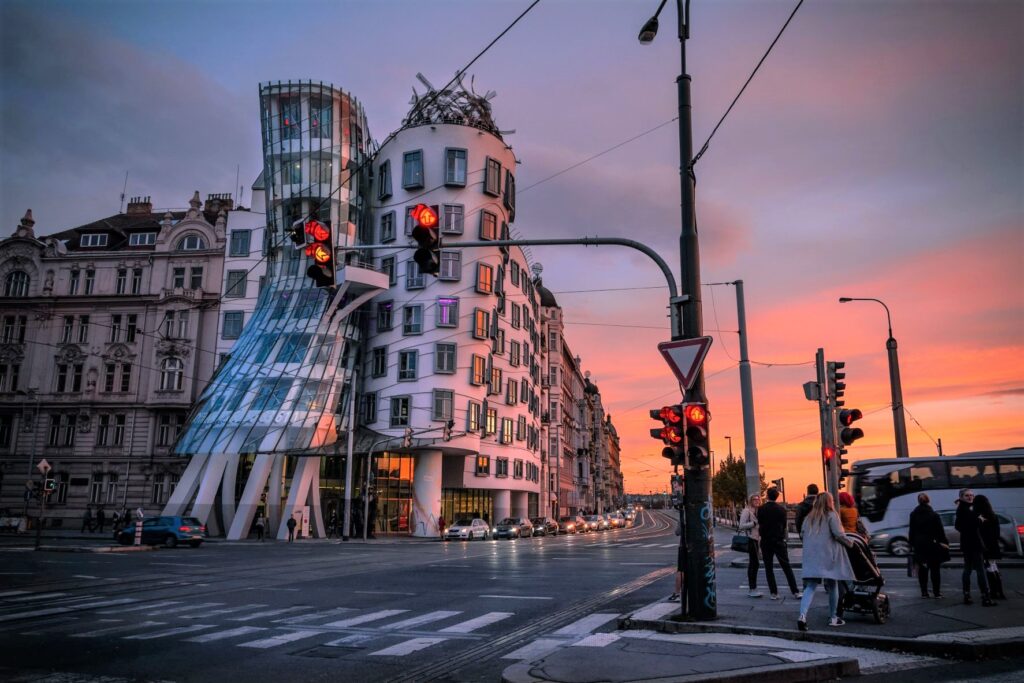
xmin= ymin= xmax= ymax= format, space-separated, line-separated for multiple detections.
xmin=445 ymin=518 xmax=490 ymax=541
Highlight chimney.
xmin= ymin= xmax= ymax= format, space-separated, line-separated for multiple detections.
xmin=126 ymin=196 xmax=152 ymax=215
xmin=204 ymin=193 xmax=234 ymax=213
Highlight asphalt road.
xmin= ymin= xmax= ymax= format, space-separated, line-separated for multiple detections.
xmin=0 ymin=509 xmax=699 ymax=682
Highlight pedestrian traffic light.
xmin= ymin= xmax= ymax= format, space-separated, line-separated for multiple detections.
xmin=410 ymin=204 xmax=441 ymax=275
xmin=443 ymin=419 xmax=454 ymax=442
xmin=287 ymin=218 xmax=307 ymax=246
xmin=837 ymin=408 xmax=864 ymax=446
xmin=43 ymin=478 xmax=56 ymax=495
xmin=649 ymin=405 xmax=685 ymax=465
xmin=827 ymin=361 xmax=846 ymax=407
xmin=304 ymin=218 xmax=335 ymax=288
xmin=683 ymin=402 xmax=710 ymax=469
xmin=402 ymin=427 xmax=414 ymax=449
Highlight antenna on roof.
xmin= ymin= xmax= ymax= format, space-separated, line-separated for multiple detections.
xmin=119 ymin=171 xmax=129 ymax=213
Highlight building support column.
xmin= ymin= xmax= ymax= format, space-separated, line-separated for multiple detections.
xmin=277 ymin=456 xmax=324 ymax=540
xmin=492 ymin=489 xmax=511 ymax=526
xmin=412 ymin=449 xmax=442 ymax=537
xmin=510 ymin=490 xmax=528 ymax=519
xmin=226 ymin=453 xmax=275 ymax=540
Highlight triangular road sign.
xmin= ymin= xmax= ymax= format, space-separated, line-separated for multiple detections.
xmin=658 ymin=337 xmax=714 ymax=390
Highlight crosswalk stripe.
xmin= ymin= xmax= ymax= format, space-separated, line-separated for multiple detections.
xmin=321 ymin=609 xmax=408 ymax=628
xmin=501 ymin=637 xmax=563 ymax=661
xmin=0 ymin=591 xmax=29 ymax=598
xmin=101 ymin=600 xmax=181 ymax=615
xmin=124 ymin=624 xmax=214 ymax=640
xmin=183 ymin=604 xmax=267 ymax=619
xmin=368 ymin=636 xmax=447 ymax=657
xmin=229 ymin=606 xmax=310 ymax=622
xmin=0 ymin=598 xmax=135 ymax=623
xmin=238 ymin=629 xmax=322 ymax=649
xmin=74 ymin=621 xmax=165 ymax=638
xmin=275 ymin=607 xmax=355 ymax=625
xmin=572 ymin=632 xmax=621 ymax=647
xmin=438 ymin=611 xmax=514 ymax=634
xmin=146 ymin=602 xmax=222 ymax=616
xmin=184 ymin=626 xmax=267 ymax=643
xmin=552 ymin=613 xmax=619 ymax=637
xmin=378 ymin=610 xmax=461 ymax=631
xmin=325 ymin=633 xmax=376 ymax=647
xmin=7 ymin=592 xmax=68 ymax=602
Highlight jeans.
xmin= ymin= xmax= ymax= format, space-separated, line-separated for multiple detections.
xmin=746 ymin=541 xmax=760 ymax=589
xmin=760 ymin=539 xmax=799 ymax=595
xmin=799 ymin=578 xmax=839 ymax=619
xmin=962 ymin=551 xmax=990 ymax=594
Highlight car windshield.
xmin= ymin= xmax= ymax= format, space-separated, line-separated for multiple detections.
xmin=499 ymin=518 xmax=516 ymax=525
xmin=559 ymin=516 xmax=573 ymax=522
xmin=454 ymin=518 xmax=474 ymax=526
xmin=531 ymin=518 xmax=544 ymax=524
xmin=585 ymin=515 xmax=599 ymax=521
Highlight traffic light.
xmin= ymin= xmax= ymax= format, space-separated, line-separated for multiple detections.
xmin=287 ymin=218 xmax=306 ymax=246
xmin=43 ymin=478 xmax=56 ymax=496
xmin=304 ymin=218 xmax=335 ymax=288
xmin=837 ymin=408 xmax=864 ymax=446
xmin=443 ymin=420 xmax=454 ymax=441
xmin=402 ymin=427 xmax=414 ymax=449
xmin=410 ymin=204 xmax=441 ymax=276
xmin=649 ymin=405 xmax=685 ymax=465
xmin=683 ymin=402 xmax=710 ymax=469
xmin=827 ymin=361 xmax=846 ymax=407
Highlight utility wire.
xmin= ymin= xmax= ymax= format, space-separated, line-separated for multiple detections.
xmin=903 ymin=404 xmax=938 ymax=447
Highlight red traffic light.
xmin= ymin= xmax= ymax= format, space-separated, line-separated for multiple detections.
xmin=683 ymin=404 xmax=707 ymax=426
xmin=838 ymin=408 xmax=863 ymax=426
xmin=306 ymin=243 xmax=332 ymax=265
xmin=822 ymin=445 xmax=835 ymax=460
xmin=305 ymin=219 xmax=330 ymax=242
xmin=410 ymin=203 xmax=439 ymax=229
xmin=658 ymin=406 xmax=682 ymax=423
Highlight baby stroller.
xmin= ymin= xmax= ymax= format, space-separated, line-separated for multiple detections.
xmin=837 ymin=533 xmax=891 ymax=624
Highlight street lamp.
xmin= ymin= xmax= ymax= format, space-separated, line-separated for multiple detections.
xmin=723 ymin=435 xmax=733 ymax=460
xmin=838 ymin=297 xmax=909 ymax=458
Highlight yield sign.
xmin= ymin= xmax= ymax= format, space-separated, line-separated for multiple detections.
xmin=36 ymin=458 xmax=51 ymax=475
xmin=658 ymin=337 xmax=714 ymax=390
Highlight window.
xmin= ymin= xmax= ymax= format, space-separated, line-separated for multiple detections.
xmin=129 ymin=232 xmax=156 ymax=246
xmin=496 ymin=458 xmax=509 ymax=477
xmin=501 ymin=418 xmax=514 ymax=445
xmin=476 ymin=264 xmax=494 ymax=294
xmin=442 ymin=204 xmax=464 ymax=234
xmin=445 ymin=148 xmax=467 ymax=186
xmin=436 ymin=297 xmax=459 ymax=327
xmin=84 ymin=269 xmax=95 ymax=294
xmin=2 ymin=315 xmax=26 ymax=344
xmin=377 ymin=159 xmax=392 ymax=200
xmin=517 ymin=415 xmax=527 ymax=441
xmin=81 ymin=233 xmax=108 ymax=247
xmin=479 ymin=211 xmax=498 ymax=240
xmin=116 ymin=269 xmax=127 ymax=294
xmin=276 ymin=333 xmax=311 ymax=364
xmin=68 ymin=270 xmax=80 ymax=295
xmin=104 ymin=363 xmax=116 ymax=392
xmin=510 ymin=341 xmax=521 ymax=367
xmin=493 ymin=328 xmax=505 ymax=355
xmin=371 ymin=346 xmax=388 ymax=378
xmin=131 ymin=268 xmax=143 ymax=294
xmin=490 ymin=367 xmax=502 ymax=395
xmin=0 ymin=414 xmax=11 ymax=448
xmin=172 ymin=267 xmax=186 ymax=289
xmin=311 ymin=95 xmax=332 ymax=138
xmin=176 ymin=234 xmax=207 ymax=251
xmin=511 ymin=305 xmax=521 ymax=329
xmin=468 ymin=401 xmax=481 ymax=432
xmin=125 ymin=314 xmax=137 ymax=342
xmin=949 ymin=461 xmax=1000 ymax=488
xmin=485 ymin=408 xmax=497 ymax=435
xmin=511 ymin=261 xmax=520 ymax=287
xmin=439 ymin=251 xmax=461 ymax=281
xmin=403 ymin=150 xmax=424 ymax=188
xmin=360 ymin=393 xmax=377 ymax=425
xmin=176 ymin=310 xmax=189 ymax=338
xmin=475 ymin=455 xmax=491 ymax=476
xmin=471 ymin=355 xmax=487 ymax=386
xmin=160 ymin=358 xmax=184 ymax=391
xmin=225 ymin=270 xmax=247 ymax=298
xmin=473 ymin=309 xmax=489 ymax=339
xmin=0 ymin=364 xmax=20 ymax=392
xmin=435 ymin=342 xmax=457 ymax=374
xmin=190 ymin=267 xmax=203 ymax=290
xmin=55 ymin=363 xmax=83 ymax=393
xmin=48 ymin=414 xmax=75 ymax=447
xmin=549 ymin=331 xmax=558 ymax=350
xmin=311 ymin=157 xmax=333 ymax=185
xmin=381 ymin=256 xmax=396 ymax=286
xmin=513 ymin=458 xmax=523 ymax=478
xmin=504 ymin=171 xmax=517 ymax=220
xmin=222 ymin=311 xmax=244 ymax=339
xmin=280 ymin=96 xmax=301 ymax=139
xmin=432 ymin=389 xmax=454 ymax=421
xmin=77 ymin=315 xmax=89 ymax=343
xmin=4 ymin=271 xmax=29 ymax=297
xmin=292 ymin=289 xmax=319 ymax=319
xmin=230 ymin=230 xmax=251 ymax=257
xmin=390 ymin=396 xmax=410 ymax=427
xmin=398 ymin=350 xmax=418 ymax=381
xmin=403 ymin=305 xmax=423 ymax=335
xmin=506 ymin=380 xmax=518 ymax=405
xmin=406 ymin=261 xmax=425 ymax=290
xmin=120 ymin=363 xmax=132 ymax=392
xmin=376 ymin=301 xmax=393 ymax=332
xmin=283 ymin=159 xmax=302 ymax=184
xmin=484 ymin=157 xmax=502 ymax=196
xmin=61 ymin=315 xmax=74 ymax=343
xmin=380 ymin=212 xmax=396 ymax=242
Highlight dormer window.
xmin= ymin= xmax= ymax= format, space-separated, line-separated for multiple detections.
xmin=81 ymin=234 xmax=108 ymax=248
xmin=176 ymin=234 xmax=207 ymax=251
xmin=128 ymin=232 xmax=157 ymax=246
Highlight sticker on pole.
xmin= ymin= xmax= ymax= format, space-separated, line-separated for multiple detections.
xmin=658 ymin=337 xmax=713 ymax=390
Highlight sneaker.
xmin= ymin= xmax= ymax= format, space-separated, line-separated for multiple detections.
xmin=829 ymin=617 xmax=846 ymax=627
xmin=770 ymin=593 xmax=780 ymax=601
xmin=797 ymin=617 xmax=808 ymax=632
xmin=793 ymin=591 xmax=804 ymax=598
xmin=921 ymin=592 xmax=930 ymax=598
xmin=933 ymin=592 xmax=943 ymax=598
xmin=747 ymin=590 xmax=763 ymax=598
xmin=667 ymin=593 xmax=680 ymax=602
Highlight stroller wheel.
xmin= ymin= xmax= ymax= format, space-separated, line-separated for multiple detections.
xmin=873 ymin=596 xmax=890 ymax=624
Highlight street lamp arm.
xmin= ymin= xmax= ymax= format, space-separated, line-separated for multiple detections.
xmin=839 ymin=296 xmax=893 ymax=338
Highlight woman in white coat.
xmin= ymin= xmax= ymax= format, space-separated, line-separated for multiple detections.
xmin=738 ymin=494 xmax=763 ymax=598
xmin=797 ymin=492 xmax=855 ymax=630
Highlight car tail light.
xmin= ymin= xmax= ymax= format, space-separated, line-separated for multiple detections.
xmin=179 ymin=526 xmax=190 ymax=532
xmin=1017 ymin=524 xmax=1024 ymax=536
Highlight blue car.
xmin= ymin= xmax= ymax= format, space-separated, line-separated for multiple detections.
xmin=114 ymin=516 xmax=207 ymax=548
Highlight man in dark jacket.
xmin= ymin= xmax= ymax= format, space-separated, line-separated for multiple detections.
xmin=756 ymin=487 xmax=801 ymax=600
xmin=909 ymin=493 xmax=948 ymax=598
xmin=794 ymin=484 xmax=818 ymax=538
xmin=954 ymin=489 xmax=994 ymax=606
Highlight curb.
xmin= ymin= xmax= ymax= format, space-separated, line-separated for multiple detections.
xmin=619 ymin=617 xmax=1024 ymax=661
xmin=502 ymin=655 xmax=859 ymax=683
xmin=36 ymin=544 xmax=158 ymax=553
xmin=727 ymin=558 xmax=1024 ymax=570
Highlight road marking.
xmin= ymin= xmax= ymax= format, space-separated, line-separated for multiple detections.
xmin=573 ymin=632 xmax=621 ymax=647
xmin=552 ymin=613 xmax=619 ymax=637
xmin=325 ymin=633 xmax=376 ymax=647
xmin=439 ymin=611 xmax=514 ymax=634
xmin=0 ymin=590 xmax=30 ymax=597
xmin=184 ymin=604 xmax=267 ymax=619
xmin=146 ymin=602 xmax=223 ymax=616
xmin=502 ymin=637 xmax=563 ymax=660
xmin=479 ymin=595 xmax=551 ymax=600
xmin=0 ymin=598 xmax=135 ymax=623
xmin=354 ymin=590 xmax=416 ymax=596
xmin=368 ymin=636 xmax=448 ymax=656
xmin=274 ymin=607 xmax=355 ymax=625
xmin=660 ymin=543 xmax=678 ymax=548
xmin=150 ymin=562 xmax=208 ymax=567
xmin=620 ymin=562 xmax=666 ymax=566
xmin=321 ymin=609 xmax=409 ymax=628
xmin=185 ymin=626 xmax=267 ymax=642
xmin=124 ymin=624 xmax=214 ymax=640
xmin=72 ymin=575 xmax=101 ymax=579
xmin=238 ymin=629 xmax=322 ymax=649
xmin=7 ymin=592 xmax=68 ymax=602
xmin=74 ymin=621 xmax=165 ymax=638
xmin=100 ymin=600 xmax=180 ymax=614
xmin=379 ymin=610 xmax=461 ymax=631
xmin=230 ymin=606 xmax=311 ymax=622
xmin=630 ymin=600 xmax=681 ymax=622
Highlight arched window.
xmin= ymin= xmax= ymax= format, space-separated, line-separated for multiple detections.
xmin=160 ymin=358 xmax=184 ymax=391
xmin=4 ymin=271 xmax=29 ymax=297
xmin=176 ymin=234 xmax=207 ymax=251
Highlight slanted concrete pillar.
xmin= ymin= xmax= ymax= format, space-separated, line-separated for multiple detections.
xmin=511 ymin=490 xmax=529 ymax=519
xmin=412 ymin=449 xmax=443 ymax=537
xmin=492 ymin=489 xmax=511 ymax=526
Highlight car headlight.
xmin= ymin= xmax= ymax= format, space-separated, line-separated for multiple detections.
xmin=874 ymin=533 xmax=890 ymax=540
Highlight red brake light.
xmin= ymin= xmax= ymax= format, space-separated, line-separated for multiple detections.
xmin=179 ymin=526 xmax=190 ymax=532
xmin=1017 ymin=524 xmax=1024 ymax=535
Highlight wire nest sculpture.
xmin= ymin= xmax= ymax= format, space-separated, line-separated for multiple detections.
xmin=403 ymin=73 xmax=504 ymax=141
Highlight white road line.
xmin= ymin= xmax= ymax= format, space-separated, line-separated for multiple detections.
xmin=238 ymin=629 xmax=322 ymax=649
xmin=229 ymin=606 xmax=310 ymax=622
xmin=74 ymin=621 xmax=165 ymax=638
xmin=620 ymin=562 xmax=666 ymax=566
xmin=620 ymin=543 xmax=642 ymax=548
xmin=630 ymin=600 xmax=682 ymax=622
xmin=572 ymin=632 xmax=621 ymax=647
xmin=368 ymin=636 xmax=448 ymax=657
xmin=124 ymin=624 xmax=214 ymax=640
xmin=661 ymin=543 xmax=678 ymax=548
xmin=274 ymin=607 xmax=355 ymax=625
xmin=7 ymin=592 xmax=68 ymax=602
xmin=353 ymin=590 xmax=416 ymax=596
xmin=146 ymin=602 xmax=223 ymax=616
xmin=378 ymin=610 xmax=461 ymax=631
xmin=0 ymin=598 xmax=135 ymax=623
xmin=0 ymin=591 xmax=29 ymax=597
xmin=479 ymin=595 xmax=552 ymax=600
xmin=72 ymin=575 xmax=100 ymax=579
xmin=325 ymin=633 xmax=376 ymax=647
xmin=100 ymin=600 xmax=180 ymax=614
xmin=321 ymin=609 xmax=409 ymax=628
xmin=501 ymin=637 xmax=564 ymax=661
xmin=439 ymin=611 xmax=514 ymax=634
xmin=552 ymin=613 xmax=619 ymax=637
xmin=183 ymin=604 xmax=267 ymax=619
xmin=184 ymin=626 xmax=267 ymax=643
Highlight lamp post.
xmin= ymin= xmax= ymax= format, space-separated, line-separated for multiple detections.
xmin=16 ymin=388 xmax=40 ymax=520
xmin=838 ymin=297 xmax=909 ymax=458
xmin=723 ymin=435 xmax=732 ymax=460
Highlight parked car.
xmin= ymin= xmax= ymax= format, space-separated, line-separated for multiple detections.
xmin=869 ymin=510 xmax=1021 ymax=556
xmin=445 ymin=518 xmax=490 ymax=541
xmin=531 ymin=517 xmax=558 ymax=536
xmin=557 ymin=515 xmax=579 ymax=534
xmin=115 ymin=516 xmax=206 ymax=548
xmin=494 ymin=517 xmax=533 ymax=539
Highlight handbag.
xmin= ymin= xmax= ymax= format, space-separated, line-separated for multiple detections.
xmin=731 ymin=533 xmax=750 ymax=552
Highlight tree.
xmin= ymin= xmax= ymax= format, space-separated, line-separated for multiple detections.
xmin=712 ymin=453 xmax=767 ymax=508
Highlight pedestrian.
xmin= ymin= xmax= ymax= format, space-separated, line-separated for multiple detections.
xmin=328 ymin=510 xmax=338 ymax=538
xmin=796 ymin=492 xmax=855 ymax=630
xmin=837 ymin=492 xmax=859 ymax=535
xmin=81 ymin=507 xmax=94 ymax=533
xmin=110 ymin=509 xmax=121 ymax=532
xmin=353 ymin=497 xmax=364 ymax=538
xmin=738 ymin=494 xmax=763 ymax=598
xmin=286 ymin=514 xmax=297 ymax=542
xmin=438 ymin=515 xmax=446 ymax=540
xmin=756 ymin=487 xmax=802 ymax=600
xmin=954 ymin=489 xmax=995 ymax=606
xmin=367 ymin=494 xmax=378 ymax=539
xmin=909 ymin=492 xmax=949 ymax=598
xmin=254 ymin=513 xmax=266 ymax=542
xmin=795 ymin=484 xmax=818 ymax=538
xmin=95 ymin=506 xmax=106 ymax=534
xmin=135 ymin=506 xmax=145 ymax=521
xmin=668 ymin=511 xmax=687 ymax=603
xmin=974 ymin=494 xmax=1007 ymax=600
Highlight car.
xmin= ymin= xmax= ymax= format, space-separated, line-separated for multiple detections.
xmin=114 ymin=516 xmax=206 ymax=548
xmin=575 ymin=514 xmax=590 ymax=532
xmin=608 ymin=512 xmax=626 ymax=529
xmin=445 ymin=518 xmax=490 ymax=541
xmin=531 ymin=517 xmax=558 ymax=536
xmin=557 ymin=515 xmax=579 ymax=534
xmin=869 ymin=511 xmax=1021 ymax=556
xmin=494 ymin=517 xmax=533 ymax=539
xmin=583 ymin=514 xmax=608 ymax=532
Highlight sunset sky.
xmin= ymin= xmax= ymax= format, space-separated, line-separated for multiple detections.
xmin=2 ymin=0 xmax=1021 ymax=496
